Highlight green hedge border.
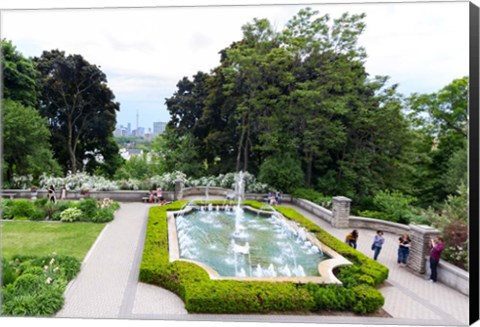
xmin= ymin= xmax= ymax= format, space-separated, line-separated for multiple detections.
xmin=139 ymin=201 xmax=388 ymax=314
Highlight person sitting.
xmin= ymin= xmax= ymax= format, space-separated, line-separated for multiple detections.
xmin=157 ymin=187 xmax=166 ymax=205
xmin=148 ymin=189 xmax=155 ymax=203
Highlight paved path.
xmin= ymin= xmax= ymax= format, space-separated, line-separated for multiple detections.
xmin=57 ymin=200 xmax=470 ymax=326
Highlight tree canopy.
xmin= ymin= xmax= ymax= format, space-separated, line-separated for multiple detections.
xmin=33 ymin=50 xmax=123 ymax=176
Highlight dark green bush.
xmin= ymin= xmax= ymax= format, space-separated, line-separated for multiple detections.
xmin=77 ymin=198 xmax=98 ymax=222
xmin=1 ymin=259 xmax=18 ymax=286
xmin=258 ymin=154 xmax=305 ymax=193
xmin=1 ymin=199 xmax=14 ymax=219
xmin=34 ymin=197 xmax=48 ymax=208
xmin=1 ymin=254 xmax=80 ymax=316
xmin=302 ymin=284 xmax=356 ymax=311
xmin=11 ymin=200 xmax=36 ymax=219
xmin=92 ymin=207 xmax=114 ymax=223
xmin=291 ymin=188 xmax=333 ymax=208
xmin=351 ymin=284 xmax=385 ymax=314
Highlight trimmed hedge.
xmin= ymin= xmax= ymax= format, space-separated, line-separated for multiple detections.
xmin=139 ymin=200 xmax=388 ymax=314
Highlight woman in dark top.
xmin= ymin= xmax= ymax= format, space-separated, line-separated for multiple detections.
xmin=397 ymin=233 xmax=411 ymax=267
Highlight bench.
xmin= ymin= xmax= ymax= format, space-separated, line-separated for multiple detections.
xmin=1 ymin=193 xmax=16 ymax=199
xmin=142 ymin=196 xmax=158 ymax=203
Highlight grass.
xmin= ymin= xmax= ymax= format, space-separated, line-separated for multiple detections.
xmin=1 ymin=221 xmax=106 ymax=261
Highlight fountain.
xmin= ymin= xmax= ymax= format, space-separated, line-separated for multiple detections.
xmin=175 ymin=208 xmax=328 ymax=278
xmin=173 ymin=171 xmax=328 ymax=278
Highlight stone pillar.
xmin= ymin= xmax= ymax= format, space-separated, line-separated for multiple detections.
xmin=174 ymin=179 xmax=184 ymax=201
xmin=408 ymin=224 xmax=441 ymax=274
xmin=331 ymin=196 xmax=351 ymax=228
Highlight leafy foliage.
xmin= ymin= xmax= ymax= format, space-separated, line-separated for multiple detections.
xmin=1 ymin=254 xmax=81 ymax=316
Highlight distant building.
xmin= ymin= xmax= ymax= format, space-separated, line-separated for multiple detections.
xmin=153 ymin=122 xmax=167 ymax=136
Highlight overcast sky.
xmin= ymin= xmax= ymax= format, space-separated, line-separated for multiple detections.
xmin=0 ymin=0 xmax=471 ymax=132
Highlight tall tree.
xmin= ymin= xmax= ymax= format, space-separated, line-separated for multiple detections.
xmin=406 ymin=77 xmax=468 ymax=205
xmin=1 ymin=39 xmax=39 ymax=108
xmin=2 ymin=99 xmax=60 ymax=183
xmin=34 ymin=50 xmax=121 ymax=174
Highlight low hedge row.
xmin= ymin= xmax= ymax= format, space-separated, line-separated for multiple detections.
xmin=1 ymin=254 xmax=81 ymax=316
xmin=139 ymin=201 xmax=387 ymax=314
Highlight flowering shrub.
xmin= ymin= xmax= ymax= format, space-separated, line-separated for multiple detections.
xmin=39 ymin=172 xmax=119 ymax=191
xmin=13 ymin=171 xmax=270 ymax=193
xmin=60 ymin=208 xmax=83 ymax=222
xmin=10 ymin=174 xmax=33 ymax=189
xmin=186 ymin=171 xmax=270 ymax=193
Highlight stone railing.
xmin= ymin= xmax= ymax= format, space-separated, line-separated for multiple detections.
xmin=292 ymin=198 xmax=333 ymax=223
xmin=424 ymin=258 xmax=469 ymax=296
xmin=1 ymin=189 xmax=175 ymax=202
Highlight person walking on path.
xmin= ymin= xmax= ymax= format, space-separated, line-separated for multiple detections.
xmin=372 ymin=230 xmax=385 ymax=261
xmin=47 ymin=185 xmax=56 ymax=203
xmin=345 ymin=230 xmax=359 ymax=249
xmin=429 ymin=236 xmax=445 ymax=283
xmin=397 ymin=233 xmax=411 ymax=267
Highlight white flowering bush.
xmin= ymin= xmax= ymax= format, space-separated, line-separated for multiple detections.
xmin=186 ymin=171 xmax=271 ymax=193
xmin=60 ymin=207 xmax=83 ymax=222
xmin=116 ymin=178 xmax=144 ymax=190
xmin=38 ymin=172 xmax=119 ymax=191
xmin=10 ymin=174 xmax=33 ymax=189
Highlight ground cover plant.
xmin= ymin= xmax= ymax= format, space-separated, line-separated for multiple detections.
xmin=139 ymin=201 xmax=387 ymax=314
xmin=1 ymin=254 xmax=81 ymax=316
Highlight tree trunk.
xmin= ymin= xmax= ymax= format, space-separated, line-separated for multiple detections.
xmin=243 ymin=126 xmax=250 ymax=172
xmin=236 ymin=114 xmax=246 ymax=172
xmin=67 ymin=120 xmax=77 ymax=173
xmin=306 ymin=152 xmax=313 ymax=187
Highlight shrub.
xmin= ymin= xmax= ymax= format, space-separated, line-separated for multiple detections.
xmin=1 ymin=199 xmax=14 ymax=219
xmin=60 ymin=207 xmax=83 ymax=222
xmin=351 ymin=284 xmax=385 ymax=314
xmin=30 ymin=207 xmax=46 ymax=221
xmin=292 ymin=188 xmax=333 ymax=209
xmin=51 ymin=201 xmax=73 ymax=221
xmin=1 ymin=254 xmax=79 ymax=317
xmin=11 ymin=200 xmax=36 ymax=219
xmin=33 ymin=197 xmax=48 ymax=208
xmin=302 ymin=284 xmax=356 ymax=311
xmin=258 ymin=155 xmax=304 ymax=193
xmin=92 ymin=207 xmax=114 ymax=223
xmin=77 ymin=198 xmax=98 ymax=222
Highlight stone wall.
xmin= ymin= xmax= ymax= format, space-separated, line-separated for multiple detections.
xmin=350 ymin=216 xmax=410 ymax=235
xmin=424 ymin=258 xmax=469 ymax=295
xmin=292 ymin=198 xmax=332 ymax=223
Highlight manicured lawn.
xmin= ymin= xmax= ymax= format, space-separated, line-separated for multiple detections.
xmin=1 ymin=221 xmax=106 ymax=260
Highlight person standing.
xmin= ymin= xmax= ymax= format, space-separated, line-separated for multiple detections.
xmin=429 ymin=236 xmax=445 ymax=283
xmin=345 ymin=230 xmax=359 ymax=249
xmin=397 ymin=233 xmax=411 ymax=267
xmin=372 ymin=230 xmax=385 ymax=261
xmin=47 ymin=185 xmax=56 ymax=203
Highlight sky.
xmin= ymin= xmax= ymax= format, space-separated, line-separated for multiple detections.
xmin=0 ymin=0 xmax=472 ymax=133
